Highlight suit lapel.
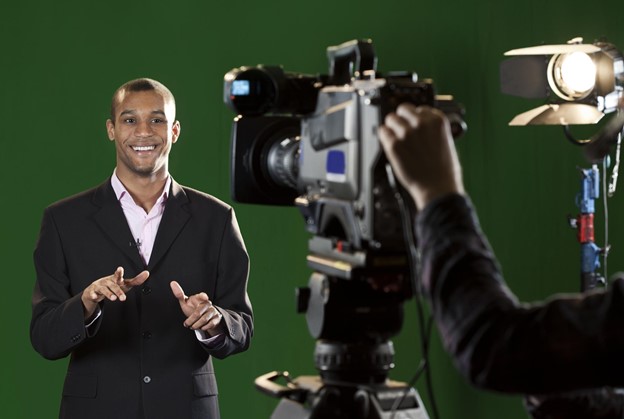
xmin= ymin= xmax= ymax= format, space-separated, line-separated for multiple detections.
xmin=92 ymin=179 xmax=145 ymax=270
xmin=147 ymin=180 xmax=190 ymax=271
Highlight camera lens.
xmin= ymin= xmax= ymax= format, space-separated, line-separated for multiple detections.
xmin=266 ymin=136 xmax=300 ymax=189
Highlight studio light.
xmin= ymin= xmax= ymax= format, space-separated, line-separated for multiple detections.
xmin=500 ymin=37 xmax=623 ymax=126
xmin=500 ymin=38 xmax=624 ymax=292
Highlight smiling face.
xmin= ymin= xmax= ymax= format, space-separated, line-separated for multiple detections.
xmin=106 ymin=88 xmax=180 ymax=180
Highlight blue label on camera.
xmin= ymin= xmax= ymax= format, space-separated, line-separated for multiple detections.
xmin=326 ymin=150 xmax=346 ymax=182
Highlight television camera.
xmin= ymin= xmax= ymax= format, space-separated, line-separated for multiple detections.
xmin=224 ymin=39 xmax=466 ymax=418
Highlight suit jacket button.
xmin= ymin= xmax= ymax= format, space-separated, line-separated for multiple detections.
xmin=142 ymin=286 xmax=152 ymax=295
xmin=142 ymin=331 xmax=152 ymax=340
xmin=143 ymin=376 xmax=151 ymax=384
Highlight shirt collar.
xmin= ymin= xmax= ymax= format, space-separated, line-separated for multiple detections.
xmin=111 ymin=169 xmax=171 ymax=205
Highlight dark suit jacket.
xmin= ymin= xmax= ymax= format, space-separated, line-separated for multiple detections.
xmin=30 ymin=178 xmax=253 ymax=419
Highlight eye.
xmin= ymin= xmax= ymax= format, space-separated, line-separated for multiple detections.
xmin=123 ymin=118 xmax=136 ymax=124
xmin=152 ymin=118 xmax=166 ymax=124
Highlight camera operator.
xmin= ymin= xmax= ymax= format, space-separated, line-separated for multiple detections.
xmin=378 ymin=104 xmax=624 ymax=418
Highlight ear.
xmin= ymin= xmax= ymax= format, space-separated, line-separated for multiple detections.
xmin=106 ymin=119 xmax=115 ymax=141
xmin=171 ymin=120 xmax=181 ymax=144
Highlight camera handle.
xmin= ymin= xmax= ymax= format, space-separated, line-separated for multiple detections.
xmin=255 ymin=371 xmax=312 ymax=402
xmin=327 ymin=39 xmax=377 ymax=85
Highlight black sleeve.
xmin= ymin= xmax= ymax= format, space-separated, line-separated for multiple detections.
xmin=204 ymin=207 xmax=253 ymax=359
xmin=417 ymin=194 xmax=624 ymax=394
xmin=30 ymin=208 xmax=98 ymax=360
xmin=525 ymin=388 xmax=624 ymax=419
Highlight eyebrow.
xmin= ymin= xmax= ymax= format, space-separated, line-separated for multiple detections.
xmin=119 ymin=109 xmax=167 ymax=117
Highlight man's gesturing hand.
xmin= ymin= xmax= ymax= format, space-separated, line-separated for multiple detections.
xmin=81 ymin=266 xmax=150 ymax=318
xmin=170 ymin=281 xmax=224 ymax=336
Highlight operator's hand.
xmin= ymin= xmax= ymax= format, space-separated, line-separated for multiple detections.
xmin=170 ymin=281 xmax=224 ymax=336
xmin=81 ymin=267 xmax=150 ymax=318
xmin=378 ymin=103 xmax=465 ymax=210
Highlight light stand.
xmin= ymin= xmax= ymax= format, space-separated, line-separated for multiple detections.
xmin=569 ymin=164 xmax=607 ymax=291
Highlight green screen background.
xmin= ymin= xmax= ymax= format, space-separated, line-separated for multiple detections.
xmin=2 ymin=0 xmax=624 ymax=417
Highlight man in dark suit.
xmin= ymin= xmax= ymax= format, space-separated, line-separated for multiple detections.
xmin=30 ymin=78 xmax=253 ymax=419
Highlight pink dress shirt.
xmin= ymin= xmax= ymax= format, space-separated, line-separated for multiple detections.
xmin=111 ymin=172 xmax=170 ymax=265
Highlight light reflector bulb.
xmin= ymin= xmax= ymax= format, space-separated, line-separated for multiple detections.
xmin=549 ymin=52 xmax=597 ymax=100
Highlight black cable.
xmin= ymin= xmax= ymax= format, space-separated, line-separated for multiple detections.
xmin=563 ymin=125 xmax=592 ymax=146
xmin=602 ymin=158 xmax=609 ymax=282
xmin=385 ymin=163 xmax=440 ymax=419
xmin=389 ymin=358 xmax=427 ymax=419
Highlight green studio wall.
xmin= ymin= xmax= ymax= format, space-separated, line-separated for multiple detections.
xmin=1 ymin=0 xmax=623 ymax=417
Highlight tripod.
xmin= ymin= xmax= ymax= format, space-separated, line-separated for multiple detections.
xmin=255 ymin=264 xmax=430 ymax=419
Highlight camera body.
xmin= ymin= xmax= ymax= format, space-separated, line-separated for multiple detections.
xmin=225 ymin=41 xmax=464 ymax=310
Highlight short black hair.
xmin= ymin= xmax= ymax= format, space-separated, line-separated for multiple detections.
xmin=109 ymin=78 xmax=176 ymax=123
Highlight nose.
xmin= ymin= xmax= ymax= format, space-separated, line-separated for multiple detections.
xmin=134 ymin=120 xmax=154 ymax=137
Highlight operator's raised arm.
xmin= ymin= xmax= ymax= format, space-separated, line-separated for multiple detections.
xmin=378 ymin=104 xmax=624 ymax=418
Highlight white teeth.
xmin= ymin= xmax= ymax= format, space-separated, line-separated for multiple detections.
xmin=132 ymin=145 xmax=156 ymax=151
